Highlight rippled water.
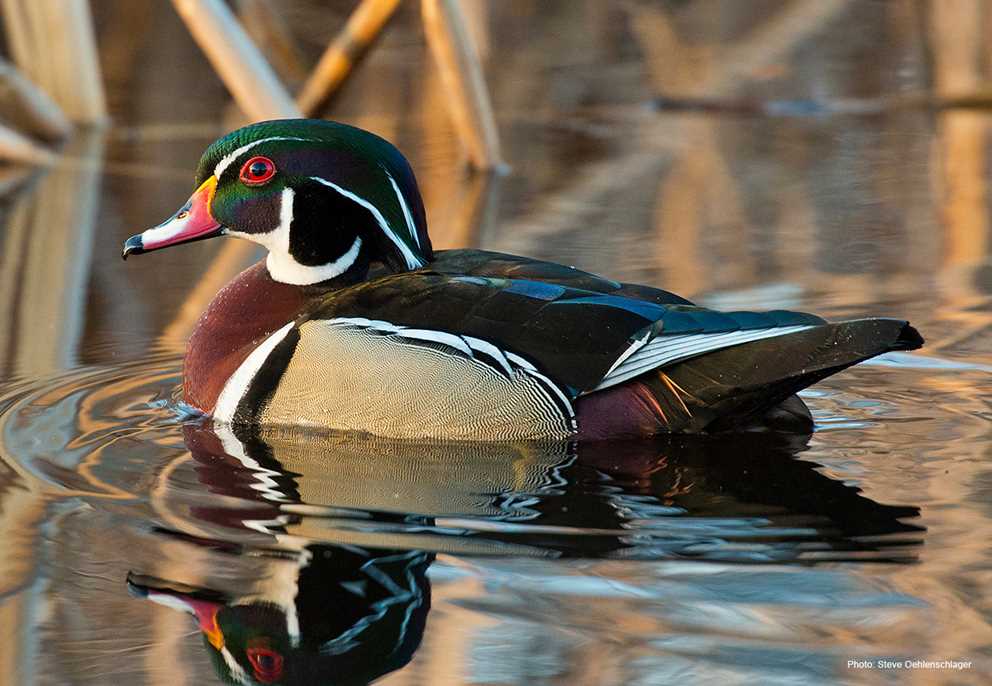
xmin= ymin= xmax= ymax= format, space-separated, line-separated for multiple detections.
xmin=1 ymin=1 xmax=992 ymax=684
xmin=1 ymin=346 xmax=988 ymax=683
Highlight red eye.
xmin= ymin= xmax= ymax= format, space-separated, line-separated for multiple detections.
xmin=246 ymin=646 xmax=284 ymax=682
xmin=239 ymin=156 xmax=276 ymax=186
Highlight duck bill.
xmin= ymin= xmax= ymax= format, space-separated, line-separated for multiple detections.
xmin=122 ymin=176 xmax=221 ymax=259
xmin=127 ymin=572 xmax=227 ymax=650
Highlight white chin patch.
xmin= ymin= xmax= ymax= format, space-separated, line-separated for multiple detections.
xmin=227 ymin=187 xmax=364 ymax=286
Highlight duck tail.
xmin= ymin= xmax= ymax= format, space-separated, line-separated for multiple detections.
xmin=640 ymin=318 xmax=924 ymax=432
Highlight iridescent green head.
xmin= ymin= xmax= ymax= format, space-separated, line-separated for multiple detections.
xmin=123 ymin=119 xmax=433 ymax=285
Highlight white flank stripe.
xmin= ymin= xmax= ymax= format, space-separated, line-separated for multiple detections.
xmin=215 ymin=322 xmax=295 ymax=422
xmin=387 ymin=172 xmax=420 ymax=249
xmin=323 ymin=318 xmax=558 ymax=395
xmin=522 ymin=366 xmax=576 ymax=419
xmin=213 ymin=136 xmax=314 ymax=178
xmin=310 ymin=175 xmax=425 ymax=270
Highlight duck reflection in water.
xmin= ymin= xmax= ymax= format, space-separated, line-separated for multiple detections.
xmin=127 ymin=423 xmax=923 ymax=684
xmin=128 ymin=544 xmax=430 ymax=686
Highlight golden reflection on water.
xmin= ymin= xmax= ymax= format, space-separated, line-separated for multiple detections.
xmin=0 ymin=0 xmax=989 ymax=683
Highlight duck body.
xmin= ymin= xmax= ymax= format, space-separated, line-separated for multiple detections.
xmin=185 ymin=249 xmax=693 ymax=440
xmin=183 ymin=248 xmax=920 ymax=440
xmin=126 ymin=119 xmax=923 ymax=441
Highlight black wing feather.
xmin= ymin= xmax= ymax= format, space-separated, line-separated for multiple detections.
xmin=371 ymin=249 xmax=694 ymax=305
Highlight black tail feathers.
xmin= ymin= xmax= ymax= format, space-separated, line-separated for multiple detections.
xmin=641 ymin=318 xmax=923 ymax=433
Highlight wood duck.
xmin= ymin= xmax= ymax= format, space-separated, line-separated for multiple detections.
xmin=122 ymin=119 xmax=924 ymax=441
xmin=128 ymin=545 xmax=432 ymax=686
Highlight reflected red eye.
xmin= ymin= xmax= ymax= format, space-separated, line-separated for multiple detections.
xmin=246 ymin=646 xmax=284 ymax=683
xmin=239 ymin=156 xmax=276 ymax=186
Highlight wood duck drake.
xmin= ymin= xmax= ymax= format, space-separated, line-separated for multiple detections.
xmin=123 ymin=119 xmax=923 ymax=441
xmin=128 ymin=545 xmax=432 ymax=686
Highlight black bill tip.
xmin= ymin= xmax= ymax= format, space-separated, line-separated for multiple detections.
xmin=125 ymin=571 xmax=149 ymax=598
xmin=121 ymin=234 xmax=144 ymax=261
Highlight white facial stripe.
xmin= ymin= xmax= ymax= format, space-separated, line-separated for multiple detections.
xmin=214 ymin=321 xmax=295 ymax=422
xmin=387 ymin=172 xmax=420 ymax=249
xmin=277 ymin=185 xmax=295 ymax=254
xmin=213 ymin=136 xmax=315 ymax=179
xmin=220 ymin=646 xmax=249 ymax=684
xmin=310 ymin=175 xmax=425 ymax=270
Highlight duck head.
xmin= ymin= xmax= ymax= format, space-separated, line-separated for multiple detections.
xmin=123 ymin=119 xmax=433 ymax=285
xmin=127 ymin=544 xmax=432 ymax=686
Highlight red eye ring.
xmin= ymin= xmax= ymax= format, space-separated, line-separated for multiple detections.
xmin=246 ymin=646 xmax=284 ymax=682
xmin=239 ymin=156 xmax=276 ymax=186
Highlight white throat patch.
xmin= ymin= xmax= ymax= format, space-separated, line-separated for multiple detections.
xmin=227 ymin=187 xmax=364 ymax=286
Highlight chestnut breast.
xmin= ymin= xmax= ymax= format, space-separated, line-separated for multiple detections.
xmin=183 ymin=261 xmax=312 ymax=413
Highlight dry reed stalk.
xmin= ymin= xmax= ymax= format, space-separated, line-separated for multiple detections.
xmin=421 ymin=0 xmax=503 ymax=170
xmin=236 ymin=0 xmax=308 ymax=85
xmin=171 ymin=0 xmax=301 ymax=122
xmin=52 ymin=0 xmax=108 ymax=124
xmin=296 ymin=0 xmax=402 ymax=116
xmin=0 ymin=123 xmax=53 ymax=164
xmin=0 ymin=58 xmax=71 ymax=141
xmin=3 ymin=0 xmax=107 ymax=125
